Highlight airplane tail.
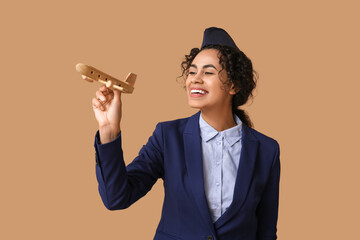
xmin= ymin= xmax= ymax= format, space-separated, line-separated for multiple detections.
xmin=125 ymin=73 xmax=137 ymax=87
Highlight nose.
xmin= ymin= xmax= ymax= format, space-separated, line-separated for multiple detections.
xmin=191 ymin=72 xmax=203 ymax=84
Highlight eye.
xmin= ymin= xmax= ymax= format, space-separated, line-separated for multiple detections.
xmin=205 ymin=72 xmax=214 ymax=75
xmin=189 ymin=71 xmax=197 ymax=75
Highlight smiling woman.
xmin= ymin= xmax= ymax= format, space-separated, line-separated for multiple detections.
xmin=91 ymin=27 xmax=280 ymax=240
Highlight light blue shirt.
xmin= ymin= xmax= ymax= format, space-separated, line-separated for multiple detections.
xmin=199 ymin=113 xmax=242 ymax=222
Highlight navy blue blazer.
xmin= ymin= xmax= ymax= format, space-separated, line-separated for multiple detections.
xmin=94 ymin=112 xmax=280 ymax=240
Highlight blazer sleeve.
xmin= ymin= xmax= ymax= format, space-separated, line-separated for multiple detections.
xmin=256 ymin=142 xmax=281 ymax=240
xmin=94 ymin=123 xmax=164 ymax=210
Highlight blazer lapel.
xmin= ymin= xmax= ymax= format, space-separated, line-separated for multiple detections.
xmin=183 ymin=112 xmax=216 ymax=233
xmin=215 ymin=124 xmax=259 ymax=229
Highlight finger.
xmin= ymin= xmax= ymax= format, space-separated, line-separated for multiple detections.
xmin=113 ymin=88 xmax=121 ymax=101
xmin=92 ymin=97 xmax=105 ymax=111
xmin=100 ymin=86 xmax=115 ymax=101
xmin=96 ymin=89 xmax=108 ymax=102
xmin=100 ymin=85 xmax=113 ymax=96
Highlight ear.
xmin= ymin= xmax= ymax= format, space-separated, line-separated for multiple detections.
xmin=229 ymin=83 xmax=239 ymax=95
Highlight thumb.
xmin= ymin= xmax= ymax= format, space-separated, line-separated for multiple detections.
xmin=113 ymin=88 xmax=122 ymax=102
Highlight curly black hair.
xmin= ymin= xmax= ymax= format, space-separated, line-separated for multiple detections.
xmin=180 ymin=45 xmax=258 ymax=128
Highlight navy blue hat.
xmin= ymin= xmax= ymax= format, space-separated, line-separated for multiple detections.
xmin=201 ymin=27 xmax=240 ymax=52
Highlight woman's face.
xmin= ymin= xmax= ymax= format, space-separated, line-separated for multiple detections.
xmin=186 ymin=49 xmax=236 ymax=112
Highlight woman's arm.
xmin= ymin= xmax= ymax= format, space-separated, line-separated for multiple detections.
xmin=92 ymin=85 xmax=164 ymax=210
xmin=256 ymin=142 xmax=281 ymax=240
xmin=94 ymin=123 xmax=164 ymax=210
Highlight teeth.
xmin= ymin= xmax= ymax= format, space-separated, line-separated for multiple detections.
xmin=191 ymin=89 xmax=206 ymax=94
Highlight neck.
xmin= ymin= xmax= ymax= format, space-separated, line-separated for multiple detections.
xmin=201 ymin=107 xmax=236 ymax=132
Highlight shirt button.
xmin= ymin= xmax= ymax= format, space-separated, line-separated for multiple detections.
xmin=207 ymin=236 xmax=214 ymax=240
xmin=216 ymin=141 xmax=221 ymax=145
xmin=216 ymin=182 xmax=220 ymax=187
xmin=216 ymin=161 xmax=220 ymax=165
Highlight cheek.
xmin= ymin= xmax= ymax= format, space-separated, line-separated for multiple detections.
xmin=185 ymin=77 xmax=191 ymax=89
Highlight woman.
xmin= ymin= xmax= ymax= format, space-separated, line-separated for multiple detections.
xmin=92 ymin=27 xmax=280 ymax=240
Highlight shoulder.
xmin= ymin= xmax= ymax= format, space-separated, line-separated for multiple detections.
xmin=243 ymin=125 xmax=280 ymax=151
xmin=244 ymin=126 xmax=280 ymax=169
xmin=148 ymin=114 xmax=198 ymax=147
xmin=156 ymin=112 xmax=200 ymax=133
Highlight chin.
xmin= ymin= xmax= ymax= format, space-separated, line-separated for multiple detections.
xmin=187 ymin=100 xmax=203 ymax=109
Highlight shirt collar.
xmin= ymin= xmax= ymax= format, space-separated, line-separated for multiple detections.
xmin=199 ymin=113 xmax=242 ymax=147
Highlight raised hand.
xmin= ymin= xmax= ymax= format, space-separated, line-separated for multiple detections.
xmin=92 ymin=85 xmax=122 ymax=144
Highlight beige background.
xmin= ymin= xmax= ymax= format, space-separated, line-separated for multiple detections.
xmin=1 ymin=0 xmax=359 ymax=239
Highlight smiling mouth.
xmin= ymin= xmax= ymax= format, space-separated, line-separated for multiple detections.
xmin=190 ymin=89 xmax=208 ymax=95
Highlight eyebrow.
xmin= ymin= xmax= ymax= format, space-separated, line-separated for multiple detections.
xmin=190 ymin=64 xmax=217 ymax=70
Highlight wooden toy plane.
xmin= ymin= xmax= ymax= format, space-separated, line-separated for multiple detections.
xmin=75 ymin=63 xmax=136 ymax=93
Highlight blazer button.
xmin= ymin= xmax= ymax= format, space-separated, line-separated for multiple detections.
xmin=207 ymin=236 xmax=214 ymax=240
